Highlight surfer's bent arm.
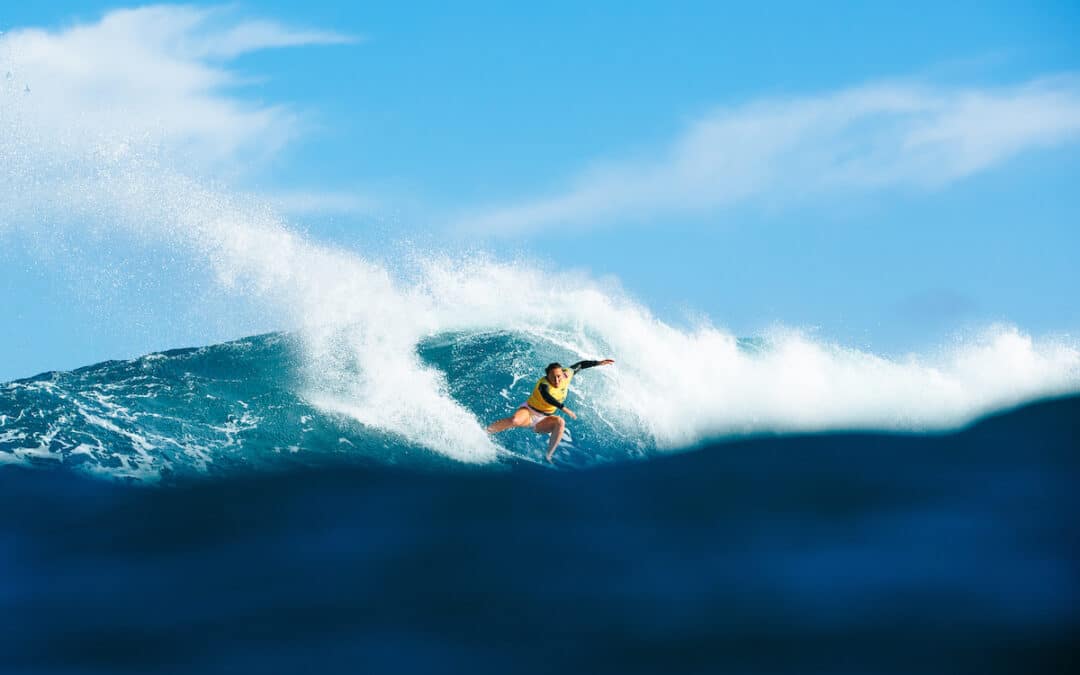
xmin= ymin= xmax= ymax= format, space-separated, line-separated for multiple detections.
xmin=538 ymin=383 xmax=565 ymax=410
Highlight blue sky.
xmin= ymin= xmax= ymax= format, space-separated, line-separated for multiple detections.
xmin=1 ymin=1 xmax=1079 ymax=381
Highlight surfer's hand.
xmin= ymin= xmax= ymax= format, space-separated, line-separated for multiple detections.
xmin=599 ymin=359 xmax=615 ymax=366
xmin=564 ymin=408 xmax=577 ymax=420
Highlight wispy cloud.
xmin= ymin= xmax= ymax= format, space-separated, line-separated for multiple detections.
xmin=267 ymin=189 xmax=383 ymax=217
xmin=0 ymin=4 xmax=357 ymax=168
xmin=457 ymin=76 xmax=1080 ymax=234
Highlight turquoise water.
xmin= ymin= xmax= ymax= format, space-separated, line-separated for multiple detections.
xmin=1 ymin=330 xmax=663 ymax=479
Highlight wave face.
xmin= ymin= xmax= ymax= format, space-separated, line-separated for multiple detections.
xmin=0 ymin=329 xmax=644 ymax=480
xmin=3 ymin=324 xmax=1080 ymax=481
xmin=0 ymin=331 xmax=478 ymax=481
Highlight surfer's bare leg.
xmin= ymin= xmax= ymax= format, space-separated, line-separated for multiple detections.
xmin=486 ymin=408 xmax=532 ymax=434
xmin=535 ymin=415 xmax=565 ymax=462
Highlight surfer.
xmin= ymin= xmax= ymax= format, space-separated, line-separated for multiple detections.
xmin=487 ymin=359 xmax=615 ymax=462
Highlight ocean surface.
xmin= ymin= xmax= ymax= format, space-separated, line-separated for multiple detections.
xmin=2 ymin=331 xmax=1077 ymax=674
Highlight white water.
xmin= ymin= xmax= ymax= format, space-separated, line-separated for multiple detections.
xmin=417 ymin=260 xmax=1080 ymax=448
xmin=3 ymin=30 xmax=1080 ymax=464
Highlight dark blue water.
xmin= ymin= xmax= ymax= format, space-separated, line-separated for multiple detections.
xmin=3 ymin=391 xmax=1077 ymax=674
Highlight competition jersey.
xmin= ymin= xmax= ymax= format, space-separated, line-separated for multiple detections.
xmin=525 ymin=370 xmax=574 ymax=414
xmin=523 ymin=360 xmax=602 ymax=415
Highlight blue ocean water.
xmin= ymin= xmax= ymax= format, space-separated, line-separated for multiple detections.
xmin=2 ymin=332 xmax=1077 ymax=674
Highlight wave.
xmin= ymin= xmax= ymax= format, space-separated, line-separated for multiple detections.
xmin=2 ymin=323 xmax=1078 ymax=482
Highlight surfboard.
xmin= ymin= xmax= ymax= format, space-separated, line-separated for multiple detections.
xmin=494 ymin=425 xmax=577 ymax=467
xmin=495 ymin=447 xmax=549 ymax=467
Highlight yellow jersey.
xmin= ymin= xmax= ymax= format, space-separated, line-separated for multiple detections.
xmin=524 ymin=369 xmax=575 ymax=414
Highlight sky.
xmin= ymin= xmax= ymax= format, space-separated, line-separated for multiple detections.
xmin=1 ymin=1 xmax=1079 ymax=382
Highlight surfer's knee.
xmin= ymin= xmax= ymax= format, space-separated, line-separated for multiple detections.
xmin=511 ymin=409 xmax=531 ymax=427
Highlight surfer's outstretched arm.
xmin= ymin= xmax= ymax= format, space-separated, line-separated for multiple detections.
xmin=568 ymin=359 xmax=615 ymax=373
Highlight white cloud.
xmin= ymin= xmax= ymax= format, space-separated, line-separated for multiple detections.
xmin=458 ymin=76 xmax=1080 ymax=234
xmin=267 ymin=189 xmax=383 ymax=216
xmin=0 ymin=4 xmax=356 ymax=169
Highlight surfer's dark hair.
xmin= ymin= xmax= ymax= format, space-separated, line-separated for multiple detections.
xmin=545 ymin=362 xmax=563 ymax=376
